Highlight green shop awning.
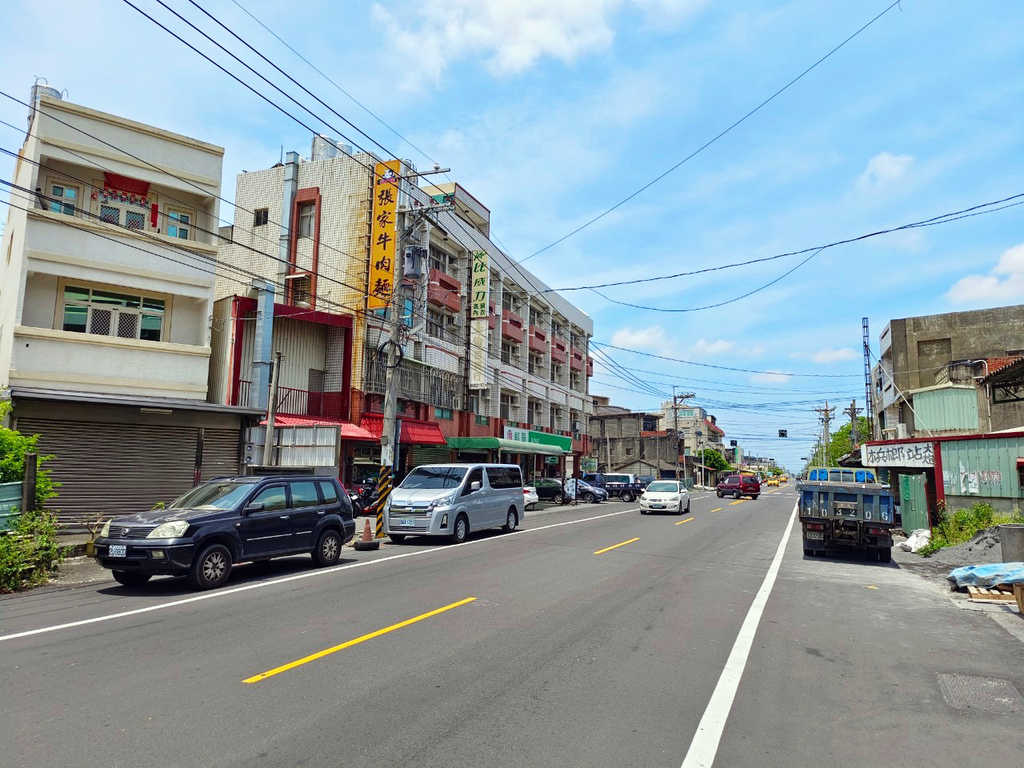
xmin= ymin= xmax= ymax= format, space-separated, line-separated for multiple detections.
xmin=447 ymin=437 xmax=565 ymax=456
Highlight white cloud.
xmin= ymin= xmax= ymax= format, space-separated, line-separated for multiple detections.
xmin=856 ymin=152 xmax=914 ymax=192
xmin=811 ymin=347 xmax=858 ymax=363
xmin=372 ymin=0 xmax=704 ymax=88
xmin=946 ymin=244 xmax=1024 ymax=304
xmin=611 ymin=325 xmax=669 ymax=351
xmin=750 ymin=371 xmax=792 ymax=385
xmin=691 ymin=338 xmax=734 ymax=355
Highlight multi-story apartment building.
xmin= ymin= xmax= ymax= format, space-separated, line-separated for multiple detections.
xmin=0 ymin=87 xmax=257 ymax=524
xmin=657 ymin=403 xmax=726 ymax=456
xmin=872 ymin=305 xmax=1024 ymax=438
xmin=210 ymin=139 xmax=593 ymax=483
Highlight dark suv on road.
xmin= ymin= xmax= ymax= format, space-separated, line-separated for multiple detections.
xmin=716 ymin=474 xmax=761 ymax=500
xmin=93 ymin=475 xmax=355 ymax=590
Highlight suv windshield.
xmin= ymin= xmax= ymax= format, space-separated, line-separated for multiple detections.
xmin=169 ymin=482 xmax=253 ymax=510
xmin=401 ymin=467 xmax=468 ymax=490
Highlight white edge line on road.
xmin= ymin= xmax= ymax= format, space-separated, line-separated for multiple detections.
xmin=0 ymin=506 xmax=638 ymax=643
xmin=680 ymin=502 xmax=798 ymax=768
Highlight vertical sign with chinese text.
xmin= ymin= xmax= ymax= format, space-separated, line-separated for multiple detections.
xmin=368 ymin=160 xmax=401 ymax=310
xmin=468 ymin=249 xmax=491 ymax=389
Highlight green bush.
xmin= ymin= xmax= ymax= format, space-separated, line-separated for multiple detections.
xmin=0 ymin=402 xmax=58 ymax=510
xmin=918 ymin=502 xmax=1024 ymax=557
xmin=0 ymin=507 xmax=67 ymax=592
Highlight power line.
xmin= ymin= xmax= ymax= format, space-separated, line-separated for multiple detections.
xmin=592 ymin=342 xmax=859 ymax=378
xmin=520 ymin=0 xmax=904 ymax=262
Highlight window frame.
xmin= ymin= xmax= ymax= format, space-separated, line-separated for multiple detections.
xmin=165 ymin=207 xmax=194 ymax=240
xmin=254 ymin=208 xmax=269 ymax=227
xmin=55 ymin=278 xmax=171 ymax=343
xmin=46 ymin=179 xmax=81 ymax=216
xmin=297 ymin=201 xmax=316 ymax=238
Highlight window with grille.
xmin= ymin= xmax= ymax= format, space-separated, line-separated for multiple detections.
xmin=48 ymin=183 xmax=79 ymax=216
xmin=297 ymin=202 xmax=315 ymax=238
xmin=289 ymin=274 xmax=312 ymax=306
xmin=61 ymin=284 xmax=166 ymax=342
xmin=501 ymin=342 xmax=518 ymax=365
xmin=254 ymin=208 xmax=269 ymax=226
xmin=166 ymin=210 xmax=191 ymax=239
xmin=100 ymin=202 xmax=147 ymax=231
xmin=427 ymin=308 xmax=445 ymax=339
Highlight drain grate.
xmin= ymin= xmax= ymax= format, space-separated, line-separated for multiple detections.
xmin=938 ymin=674 xmax=1023 ymax=714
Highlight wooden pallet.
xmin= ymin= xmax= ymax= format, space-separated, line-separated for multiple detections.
xmin=966 ymin=585 xmax=1017 ymax=602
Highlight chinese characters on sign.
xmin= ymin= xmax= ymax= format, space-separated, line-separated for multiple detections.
xmin=468 ymin=250 xmax=491 ymax=389
xmin=861 ymin=442 xmax=935 ymax=468
xmin=470 ymin=250 xmax=490 ymax=319
xmin=368 ymin=160 xmax=401 ymax=310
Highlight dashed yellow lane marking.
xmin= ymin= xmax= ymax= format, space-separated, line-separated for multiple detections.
xmin=711 ymin=508 xmax=723 ymax=513
xmin=593 ymin=537 xmax=640 ymax=555
xmin=729 ymin=499 xmax=746 ymax=506
xmin=243 ymin=597 xmax=477 ymax=683
xmin=674 ymin=517 xmax=695 ymax=526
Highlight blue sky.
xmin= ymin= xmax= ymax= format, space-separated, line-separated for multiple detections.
xmin=2 ymin=0 xmax=1023 ymax=470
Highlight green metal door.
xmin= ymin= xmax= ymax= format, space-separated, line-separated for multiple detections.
xmin=899 ymin=473 xmax=929 ymax=532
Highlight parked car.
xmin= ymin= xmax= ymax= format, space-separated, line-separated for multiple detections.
xmin=523 ymin=486 xmax=539 ymax=510
xmin=716 ymin=474 xmax=761 ymax=500
xmin=93 ymin=475 xmax=356 ymax=590
xmin=385 ymin=463 xmax=524 ymax=544
xmin=535 ymin=477 xmax=567 ymax=503
xmin=566 ymin=478 xmax=609 ymax=503
xmin=581 ymin=472 xmax=646 ymax=502
xmin=639 ymin=480 xmax=690 ymax=515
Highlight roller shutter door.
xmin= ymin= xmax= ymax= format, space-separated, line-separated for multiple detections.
xmin=200 ymin=427 xmax=242 ymax=482
xmin=410 ymin=445 xmax=453 ymax=467
xmin=17 ymin=418 xmax=198 ymax=527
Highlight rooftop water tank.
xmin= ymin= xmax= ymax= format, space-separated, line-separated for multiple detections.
xmin=311 ymin=135 xmax=352 ymax=161
xmin=28 ymin=80 xmax=61 ymax=130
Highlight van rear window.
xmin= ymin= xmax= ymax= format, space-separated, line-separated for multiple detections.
xmin=486 ymin=466 xmax=522 ymax=489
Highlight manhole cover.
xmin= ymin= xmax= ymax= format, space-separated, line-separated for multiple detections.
xmin=938 ymin=674 xmax=1023 ymax=714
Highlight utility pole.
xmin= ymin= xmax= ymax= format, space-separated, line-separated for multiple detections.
xmin=262 ymin=351 xmax=283 ymax=467
xmin=671 ymin=388 xmax=695 ymax=484
xmin=845 ymin=399 xmax=863 ymax=450
xmin=813 ymin=400 xmax=836 ymax=467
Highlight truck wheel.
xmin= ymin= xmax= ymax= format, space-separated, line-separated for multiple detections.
xmin=620 ymin=491 xmax=634 ymax=503
xmin=877 ymin=547 xmax=892 ymax=563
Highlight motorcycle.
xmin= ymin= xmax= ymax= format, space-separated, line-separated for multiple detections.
xmin=348 ymin=481 xmax=378 ymax=517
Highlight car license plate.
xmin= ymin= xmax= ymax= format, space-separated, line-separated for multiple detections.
xmin=108 ymin=544 xmax=127 ymax=557
xmin=805 ymin=532 xmax=824 ymax=540
xmin=652 ymin=504 xmax=665 ymax=509
xmin=400 ymin=518 xmax=415 ymax=527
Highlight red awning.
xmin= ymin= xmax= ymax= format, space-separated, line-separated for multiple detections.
xmin=103 ymin=171 xmax=150 ymax=196
xmin=359 ymin=414 xmax=447 ymax=445
xmin=261 ymin=414 xmax=377 ymax=441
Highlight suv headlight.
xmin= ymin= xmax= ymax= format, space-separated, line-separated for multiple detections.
xmin=147 ymin=520 xmax=189 ymax=539
xmin=429 ymin=492 xmax=457 ymax=510
xmin=100 ymin=519 xmax=112 ymax=538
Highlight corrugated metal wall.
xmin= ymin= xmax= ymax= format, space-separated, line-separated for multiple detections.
xmin=915 ymin=387 xmax=979 ymax=433
xmin=940 ymin=436 xmax=1024 ymax=499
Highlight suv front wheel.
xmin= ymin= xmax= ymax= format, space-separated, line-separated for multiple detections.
xmin=313 ymin=529 xmax=342 ymax=567
xmin=716 ymin=490 xmax=724 ymax=498
xmin=188 ymin=543 xmax=233 ymax=590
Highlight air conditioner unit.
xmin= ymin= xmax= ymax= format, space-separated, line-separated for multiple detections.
xmin=446 ymin=314 xmax=463 ymax=327
xmin=896 ymin=423 xmax=909 ymax=439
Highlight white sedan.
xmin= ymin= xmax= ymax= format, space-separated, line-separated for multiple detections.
xmin=523 ymin=486 xmax=539 ymax=510
xmin=639 ymin=480 xmax=690 ymax=515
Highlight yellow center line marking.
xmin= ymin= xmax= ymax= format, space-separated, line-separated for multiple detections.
xmin=593 ymin=537 xmax=640 ymax=555
xmin=243 ymin=597 xmax=477 ymax=683
xmin=675 ymin=517 xmax=695 ymax=526
xmin=711 ymin=507 xmax=723 ymax=513
xmin=729 ymin=499 xmax=746 ymax=505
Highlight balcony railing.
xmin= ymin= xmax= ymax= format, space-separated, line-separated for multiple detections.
xmin=237 ymin=380 xmax=347 ymax=419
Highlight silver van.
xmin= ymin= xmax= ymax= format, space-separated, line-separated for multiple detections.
xmin=385 ymin=463 xmax=524 ymax=544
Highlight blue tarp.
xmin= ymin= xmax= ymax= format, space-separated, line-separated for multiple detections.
xmin=947 ymin=563 xmax=1024 ymax=588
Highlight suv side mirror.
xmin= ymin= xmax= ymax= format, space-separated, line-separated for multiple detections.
xmin=244 ymin=502 xmax=265 ymax=514
xmin=470 ymin=481 xmax=481 ymax=492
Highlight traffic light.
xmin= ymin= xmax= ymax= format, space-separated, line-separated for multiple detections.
xmin=778 ymin=429 xmax=788 ymax=438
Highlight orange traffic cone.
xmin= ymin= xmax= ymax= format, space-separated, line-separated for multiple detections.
xmin=353 ymin=517 xmax=380 ymax=551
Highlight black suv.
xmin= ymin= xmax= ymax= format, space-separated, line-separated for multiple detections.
xmin=93 ymin=475 xmax=355 ymax=590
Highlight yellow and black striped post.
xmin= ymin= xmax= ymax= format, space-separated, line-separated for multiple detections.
xmin=374 ymin=464 xmax=393 ymax=539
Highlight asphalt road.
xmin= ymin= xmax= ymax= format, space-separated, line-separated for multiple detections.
xmin=3 ymin=488 xmax=1023 ymax=767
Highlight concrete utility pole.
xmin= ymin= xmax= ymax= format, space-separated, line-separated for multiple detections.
xmin=845 ymin=399 xmax=863 ymax=450
xmin=262 ymin=351 xmax=283 ymax=467
xmin=813 ymin=400 xmax=836 ymax=467
xmin=671 ymin=388 xmax=695 ymax=484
